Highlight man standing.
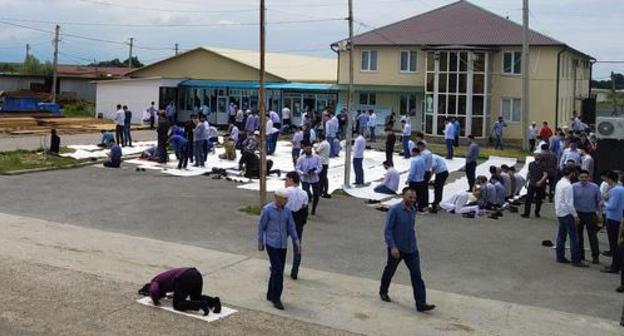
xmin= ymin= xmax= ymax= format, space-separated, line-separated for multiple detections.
xmin=573 ymin=170 xmax=602 ymax=264
xmin=357 ymin=111 xmax=369 ymax=136
xmin=282 ymin=105 xmax=292 ymax=131
xmin=165 ymin=101 xmax=176 ymax=126
xmin=453 ymin=118 xmax=460 ymax=147
xmin=123 ymin=105 xmax=133 ymax=147
xmin=539 ymin=121 xmax=553 ymax=141
xmin=374 ymin=161 xmax=399 ymax=195
xmin=465 ymin=135 xmax=479 ymax=191
xmin=407 ymin=148 xmax=427 ymax=212
xmin=147 ymin=101 xmax=157 ymax=129
xmin=555 ymin=167 xmax=587 ymax=267
xmin=368 ymin=110 xmax=377 ymax=142
xmin=385 ymin=128 xmax=396 ymax=165
xmin=401 ymin=119 xmax=411 ymax=159
xmin=291 ymin=126 xmax=304 ymax=167
xmin=296 ymin=141 xmax=323 ymax=215
xmin=443 ymin=118 xmax=454 ymax=159
xmin=379 ymin=188 xmax=435 ymax=313
xmin=257 ymin=189 xmax=300 ymax=310
xmin=580 ymin=149 xmax=595 ymax=179
xmin=353 ymin=131 xmax=366 ymax=186
xmin=270 ymin=109 xmax=281 ymax=131
xmin=114 ymin=104 xmax=125 ymax=146
xmin=539 ymin=144 xmax=558 ymax=202
xmin=193 ymin=115 xmax=208 ymax=168
xmin=156 ymin=111 xmax=169 ymax=163
xmin=284 ymin=172 xmax=309 ymax=280
xmin=316 ymin=134 xmax=331 ymax=199
xmin=418 ymin=141 xmax=433 ymax=210
xmin=430 ymin=154 xmax=449 ymax=213
xmin=521 ymin=155 xmax=548 ymax=218
xmin=559 ymin=142 xmax=581 ymax=169
xmin=228 ymin=103 xmax=237 ymax=125
xmin=528 ymin=122 xmax=538 ymax=152
xmin=492 ymin=116 xmax=507 ymax=150
xmin=324 ymin=112 xmax=338 ymax=157
xmin=603 ymin=171 xmax=624 ymax=260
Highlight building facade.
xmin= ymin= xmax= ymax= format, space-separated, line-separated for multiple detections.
xmin=332 ymin=0 xmax=593 ymax=140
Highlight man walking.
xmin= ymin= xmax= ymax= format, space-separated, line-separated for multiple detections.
xmin=573 ymin=170 xmax=602 ymax=264
xmin=465 ymin=135 xmax=479 ymax=191
xmin=368 ymin=110 xmax=377 ymax=142
xmin=379 ymin=187 xmax=435 ymax=313
xmin=353 ymin=131 xmax=366 ymax=185
xmin=521 ymin=155 xmax=548 ymax=218
xmin=284 ymin=172 xmax=309 ymax=280
xmin=492 ymin=116 xmax=507 ymax=150
xmin=316 ymin=134 xmax=331 ymax=199
xmin=165 ymin=101 xmax=176 ymax=126
xmin=123 ymin=105 xmax=133 ymax=147
xmin=114 ymin=104 xmax=125 ymax=146
xmin=443 ymin=118 xmax=454 ymax=159
xmin=257 ymin=189 xmax=300 ymax=310
xmin=430 ymin=154 xmax=449 ymax=213
xmin=555 ymin=167 xmax=588 ymax=267
xmin=401 ymin=119 xmax=411 ymax=159
xmin=296 ymin=141 xmax=323 ymax=215
xmin=528 ymin=122 xmax=538 ymax=152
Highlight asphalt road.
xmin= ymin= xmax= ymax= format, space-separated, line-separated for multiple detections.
xmin=0 ymin=165 xmax=620 ymax=321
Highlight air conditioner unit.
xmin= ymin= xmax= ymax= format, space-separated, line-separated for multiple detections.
xmin=596 ymin=117 xmax=624 ymax=140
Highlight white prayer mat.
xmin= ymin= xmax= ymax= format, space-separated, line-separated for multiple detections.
xmin=137 ymin=296 xmax=237 ymax=323
xmin=344 ymin=184 xmax=396 ymax=201
xmin=67 ymin=144 xmax=101 ymax=151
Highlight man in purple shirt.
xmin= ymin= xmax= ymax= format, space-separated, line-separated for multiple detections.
xmin=296 ymin=141 xmax=323 ymax=215
xmin=138 ymin=267 xmax=221 ymax=315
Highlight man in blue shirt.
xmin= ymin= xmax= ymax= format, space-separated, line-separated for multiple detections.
xmin=602 ymin=171 xmax=624 ymax=270
xmin=430 ymin=154 xmax=449 ymax=213
xmin=357 ymin=111 xmax=369 ymax=136
xmin=572 ymin=170 xmax=602 ymax=264
xmin=169 ymin=134 xmax=189 ymax=169
xmin=103 ymin=141 xmax=122 ymax=168
xmin=99 ymin=130 xmax=115 ymax=148
xmin=492 ymin=116 xmax=507 ymax=150
xmin=257 ymin=189 xmax=300 ymax=310
xmin=296 ymin=141 xmax=323 ymax=215
xmin=417 ymin=141 xmax=433 ymax=210
xmin=379 ymin=187 xmax=435 ymax=313
xmin=465 ymin=135 xmax=479 ymax=191
xmin=453 ymin=117 xmax=461 ymax=147
xmin=407 ymin=147 xmax=427 ymax=212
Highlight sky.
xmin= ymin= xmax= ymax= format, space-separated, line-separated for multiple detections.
xmin=0 ymin=0 xmax=621 ymax=79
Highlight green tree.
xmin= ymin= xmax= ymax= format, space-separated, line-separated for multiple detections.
xmin=89 ymin=56 xmax=143 ymax=68
xmin=21 ymin=55 xmax=53 ymax=76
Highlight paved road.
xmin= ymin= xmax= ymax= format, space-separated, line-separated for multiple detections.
xmin=0 ymin=165 xmax=620 ymax=322
xmin=0 ymin=130 xmax=156 ymax=152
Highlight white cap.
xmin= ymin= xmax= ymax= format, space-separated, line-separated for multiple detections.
xmin=253 ymin=130 xmax=260 ymax=135
xmin=275 ymin=188 xmax=289 ymax=198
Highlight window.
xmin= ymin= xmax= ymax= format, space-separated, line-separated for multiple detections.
xmin=359 ymin=93 xmax=376 ymax=105
xmin=400 ymin=50 xmax=417 ymax=72
xmin=361 ymin=50 xmax=377 ymax=71
xmin=502 ymin=98 xmax=521 ymax=122
xmin=503 ymin=51 xmax=522 ymax=75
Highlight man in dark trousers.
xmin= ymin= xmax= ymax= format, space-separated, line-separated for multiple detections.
xmin=156 ymin=111 xmax=170 ymax=163
xmin=138 ymin=267 xmax=221 ymax=316
xmin=123 ymin=105 xmax=133 ymax=147
xmin=284 ymin=172 xmax=309 ymax=280
xmin=49 ymin=129 xmax=60 ymax=154
xmin=465 ymin=135 xmax=479 ymax=191
xmin=257 ymin=189 xmax=301 ymax=310
xmin=385 ymin=127 xmax=396 ymax=165
xmin=379 ymin=187 xmax=435 ymax=313
xmin=521 ymin=155 xmax=548 ymax=218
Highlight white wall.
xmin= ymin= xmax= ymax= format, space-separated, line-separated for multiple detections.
xmin=0 ymin=76 xmax=45 ymax=91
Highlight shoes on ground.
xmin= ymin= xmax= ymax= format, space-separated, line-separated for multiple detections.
xmin=601 ymin=267 xmax=619 ymax=274
xmin=557 ymin=258 xmax=570 ymax=264
xmin=520 ymin=214 xmax=530 ymax=218
xmin=462 ymin=212 xmax=476 ymax=219
xmin=602 ymin=251 xmax=614 ymax=257
xmin=571 ymin=261 xmax=589 ymax=268
xmin=616 ymin=286 xmax=624 ymax=293
xmin=592 ymin=258 xmax=600 ymax=264
xmin=379 ymin=293 xmax=391 ymax=302
xmin=417 ymin=304 xmax=436 ymax=313
xmin=272 ymin=300 xmax=285 ymax=310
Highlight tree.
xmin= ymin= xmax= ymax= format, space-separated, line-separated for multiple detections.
xmin=592 ymin=73 xmax=624 ymax=90
xmin=21 ymin=55 xmax=53 ymax=76
xmin=89 ymin=56 xmax=143 ymax=68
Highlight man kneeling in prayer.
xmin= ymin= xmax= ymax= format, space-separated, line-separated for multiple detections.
xmin=239 ymin=150 xmax=281 ymax=179
xmin=374 ymin=161 xmax=399 ymax=195
xmin=138 ymin=267 xmax=221 ymax=316
xmin=440 ymin=190 xmax=480 ymax=218
xmin=103 ymin=141 xmax=122 ymax=168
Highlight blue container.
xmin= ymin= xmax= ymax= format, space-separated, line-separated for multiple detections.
xmin=38 ymin=103 xmax=61 ymax=115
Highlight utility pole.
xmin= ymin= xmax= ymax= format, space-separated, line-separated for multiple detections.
xmin=343 ymin=0 xmax=354 ymax=187
xmin=521 ymin=0 xmax=530 ymax=151
xmin=612 ymin=71 xmax=617 ymax=115
xmin=25 ymin=43 xmax=30 ymax=59
xmin=175 ymin=43 xmax=179 ymax=55
xmin=258 ymin=0 xmax=267 ymax=206
xmin=51 ymin=25 xmax=60 ymax=104
xmin=128 ymin=37 xmax=134 ymax=70
xmin=93 ymin=58 xmax=98 ymax=78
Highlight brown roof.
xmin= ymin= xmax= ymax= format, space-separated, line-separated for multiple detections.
xmin=344 ymin=1 xmax=563 ymax=47
xmin=57 ymin=65 xmax=130 ymax=79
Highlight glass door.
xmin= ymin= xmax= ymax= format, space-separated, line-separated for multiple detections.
xmin=216 ymin=89 xmax=228 ymax=125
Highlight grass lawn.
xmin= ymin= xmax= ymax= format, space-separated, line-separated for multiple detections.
xmin=425 ymin=143 xmax=529 ymax=162
xmin=0 ymin=149 xmax=87 ymax=173
xmin=238 ymin=205 xmax=262 ymax=216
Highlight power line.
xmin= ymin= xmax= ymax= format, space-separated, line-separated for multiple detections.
xmin=78 ymin=0 xmax=258 ymax=14
xmin=0 ymin=17 xmax=344 ymax=27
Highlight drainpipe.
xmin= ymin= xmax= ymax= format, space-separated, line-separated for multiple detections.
xmin=555 ymin=46 xmax=567 ymax=129
xmin=589 ymin=59 xmax=595 ymax=98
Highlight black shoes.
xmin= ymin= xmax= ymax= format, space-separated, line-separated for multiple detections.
xmin=272 ymin=300 xmax=285 ymax=310
xmin=380 ymin=293 xmax=392 ymax=302
xmin=602 ymin=251 xmax=614 ymax=257
xmin=417 ymin=304 xmax=436 ymax=313
xmin=535 ymin=213 xmax=541 ymax=218
xmin=321 ymin=194 xmax=332 ymax=199
xmin=213 ymin=297 xmax=222 ymax=314
xmin=290 ymin=272 xmax=298 ymax=280
xmin=616 ymin=286 xmax=624 ymax=293
xmin=462 ymin=212 xmax=476 ymax=219
xmin=592 ymin=257 xmax=600 ymax=265
xmin=557 ymin=258 xmax=570 ymax=264
xmin=601 ymin=267 xmax=619 ymax=274
xmin=571 ymin=261 xmax=589 ymax=268
xmin=520 ymin=214 xmax=530 ymax=218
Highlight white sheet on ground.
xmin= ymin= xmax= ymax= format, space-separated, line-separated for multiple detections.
xmin=137 ymin=296 xmax=237 ymax=322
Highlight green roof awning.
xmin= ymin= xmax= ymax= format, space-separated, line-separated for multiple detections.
xmin=332 ymin=84 xmax=424 ymax=94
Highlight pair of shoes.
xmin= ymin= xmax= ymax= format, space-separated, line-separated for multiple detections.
xmin=201 ymin=302 xmax=210 ymax=316
xmin=557 ymin=258 xmax=570 ymax=264
xmin=462 ymin=212 xmax=476 ymax=219
xmin=417 ymin=304 xmax=436 ymax=313
xmin=535 ymin=213 xmax=541 ymax=218
xmin=290 ymin=272 xmax=298 ymax=280
xmin=429 ymin=208 xmax=438 ymax=214
xmin=379 ymin=293 xmax=391 ymax=302
xmin=601 ymin=267 xmax=619 ymax=274
xmin=212 ymin=297 xmax=222 ymax=314
xmin=602 ymin=251 xmax=614 ymax=257
xmin=321 ymin=194 xmax=332 ymax=199
xmin=272 ymin=300 xmax=285 ymax=310
xmin=488 ymin=213 xmax=499 ymax=220
xmin=616 ymin=286 xmax=624 ymax=293
xmin=520 ymin=214 xmax=530 ymax=218
xmin=571 ymin=261 xmax=589 ymax=268
xmin=592 ymin=257 xmax=600 ymax=264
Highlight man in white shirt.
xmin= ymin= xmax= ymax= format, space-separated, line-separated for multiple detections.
xmin=374 ymin=161 xmax=399 ymax=195
xmin=266 ymin=117 xmax=277 ymax=155
xmin=401 ymin=119 xmax=412 ymax=159
xmin=315 ymin=134 xmax=331 ymax=198
xmin=114 ymin=104 xmax=125 ymax=146
xmin=580 ymin=149 xmax=594 ymax=179
xmin=353 ymin=131 xmax=367 ymax=185
xmin=555 ymin=167 xmax=587 ymax=267
xmin=528 ymin=122 xmax=538 ymax=152
xmin=443 ymin=118 xmax=455 ymax=159
xmin=368 ymin=111 xmax=377 ymax=142
xmin=282 ymin=106 xmax=292 ymax=130
xmin=229 ymin=124 xmax=239 ymax=143
xmin=284 ymin=171 xmax=309 ymax=280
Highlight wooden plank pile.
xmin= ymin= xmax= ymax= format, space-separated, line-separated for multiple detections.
xmin=0 ymin=116 xmax=148 ymax=135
